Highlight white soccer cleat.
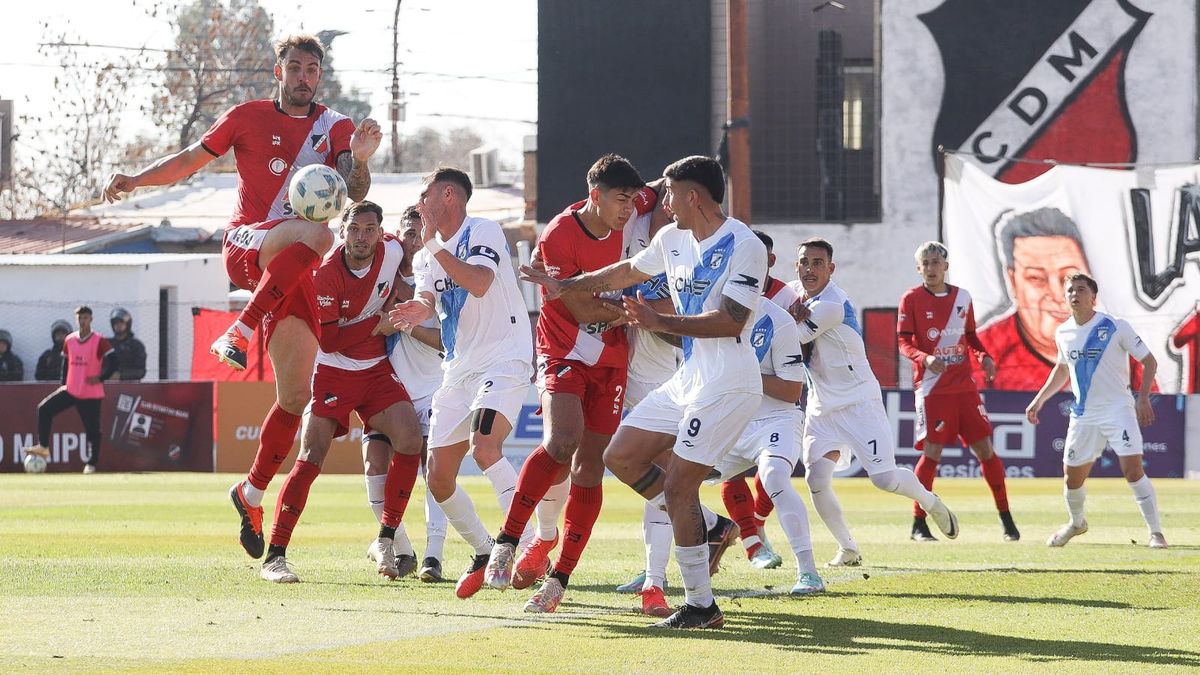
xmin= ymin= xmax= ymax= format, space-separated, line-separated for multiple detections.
xmin=790 ymin=572 xmax=826 ymax=596
xmin=825 ymin=548 xmax=862 ymax=567
xmin=485 ymin=541 xmax=516 ymax=590
xmin=524 ymin=577 xmax=565 ymax=613
xmin=82 ymin=464 xmax=97 ymax=475
xmin=260 ymin=555 xmax=300 ymax=583
xmin=1148 ymin=532 xmax=1169 ymax=549
xmin=1046 ymin=521 xmax=1088 ymax=547
xmin=749 ymin=546 xmax=783 ymax=569
xmin=367 ymin=537 xmax=399 ymax=579
xmin=926 ymin=496 xmax=959 ymax=539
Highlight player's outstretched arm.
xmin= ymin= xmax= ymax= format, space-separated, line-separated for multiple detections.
xmin=102 ymin=142 xmax=216 ymax=203
xmin=1025 ymin=362 xmax=1070 ymax=424
xmin=389 ymin=291 xmax=436 ymax=333
xmin=520 ymin=260 xmax=649 ymax=301
xmin=623 ymin=292 xmax=751 ymax=339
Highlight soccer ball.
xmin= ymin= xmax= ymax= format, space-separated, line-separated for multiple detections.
xmin=288 ymin=164 xmax=348 ymax=223
xmin=23 ymin=453 xmax=48 ymax=474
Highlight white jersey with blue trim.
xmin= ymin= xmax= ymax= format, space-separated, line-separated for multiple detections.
xmin=415 ymin=216 xmax=533 ymax=384
xmin=630 ymin=217 xmax=766 ymax=402
xmin=789 ymin=279 xmax=879 ymax=414
xmin=750 ymin=297 xmax=806 ymax=418
xmin=387 ymin=250 xmax=445 ymax=401
xmin=622 ymin=212 xmax=678 ymax=386
xmin=1055 ymin=311 xmax=1150 ymax=420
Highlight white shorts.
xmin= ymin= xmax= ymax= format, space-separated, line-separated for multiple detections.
xmin=803 ymin=398 xmax=896 ymax=476
xmin=621 ymin=387 xmax=759 ymax=467
xmin=1064 ymin=407 xmax=1143 ymax=467
xmin=412 ymin=393 xmax=433 ymax=437
xmin=710 ymin=412 xmax=803 ymax=482
xmin=427 ymin=360 xmax=531 ymax=449
xmin=624 ymin=376 xmax=666 ymax=410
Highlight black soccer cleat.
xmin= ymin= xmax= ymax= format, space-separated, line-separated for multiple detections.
xmin=1000 ymin=511 xmax=1021 ymax=542
xmin=651 ymin=602 xmax=725 ymax=630
xmin=229 ymin=482 xmax=265 ymax=559
xmin=419 ymin=557 xmax=445 ymax=583
xmin=706 ymin=515 xmax=738 ymax=575
xmin=396 ymin=553 xmax=418 ymax=578
xmin=911 ymin=516 xmax=938 ymax=542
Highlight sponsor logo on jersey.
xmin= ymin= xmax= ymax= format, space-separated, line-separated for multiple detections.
xmin=731 ymin=273 xmax=760 ymax=288
xmin=317 ymin=295 xmax=334 ymax=308
xmin=269 ymin=157 xmax=288 ymax=175
xmin=675 ymin=276 xmax=713 ymax=297
xmin=927 ymin=327 xmax=940 ymax=340
xmin=271 ymin=135 xmax=281 ymax=146
xmin=434 ymin=277 xmax=461 ymax=293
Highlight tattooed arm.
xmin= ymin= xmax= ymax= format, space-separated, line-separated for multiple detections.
xmin=625 ymin=294 xmax=753 ymax=339
xmin=519 ymin=259 xmax=650 ymax=300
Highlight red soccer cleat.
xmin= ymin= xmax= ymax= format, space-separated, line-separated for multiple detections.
xmin=456 ymin=553 xmax=490 ymax=599
xmin=640 ymin=585 xmax=672 ymax=618
xmin=512 ymin=532 xmax=558 ymax=590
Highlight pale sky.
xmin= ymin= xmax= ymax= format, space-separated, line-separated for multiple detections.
xmin=1 ymin=0 xmax=537 ymax=167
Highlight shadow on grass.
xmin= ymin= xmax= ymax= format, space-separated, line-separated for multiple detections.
xmin=830 ymin=591 xmax=1161 ymax=610
xmin=869 ymin=566 xmax=1195 ymax=576
xmin=553 ymin=610 xmax=1200 ymax=667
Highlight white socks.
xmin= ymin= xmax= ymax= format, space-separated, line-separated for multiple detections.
xmin=241 ymin=481 xmax=266 ymax=509
xmin=1129 ymin=476 xmax=1162 ymax=533
xmin=537 ymin=478 xmax=570 ymax=541
xmin=393 ymin=523 xmax=415 ymax=556
xmin=643 ymin=501 xmax=674 ymax=590
xmin=805 ymin=457 xmax=858 ymax=552
xmin=760 ymin=457 xmax=816 ymax=575
xmin=365 ymin=473 xmax=387 ymax=523
xmin=675 ymin=543 xmax=713 ymax=608
xmin=870 ymin=468 xmax=937 ymax=511
xmin=1065 ymin=485 xmax=1087 ymax=527
xmin=437 ymin=485 xmax=493 ymax=555
xmin=424 ymin=481 xmax=448 ymax=560
xmin=483 ymin=458 xmax=535 ymax=547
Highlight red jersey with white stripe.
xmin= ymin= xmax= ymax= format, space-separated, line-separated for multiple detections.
xmin=764 ymin=276 xmax=799 ymax=310
xmin=201 ymin=100 xmax=354 ymax=229
xmin=314 ymin=238 xmax=405 ymax=370
xmin=536 ymin=207 xmax=628 ymax=369
xmin=897 ymin=284 xmax=989 ymax=396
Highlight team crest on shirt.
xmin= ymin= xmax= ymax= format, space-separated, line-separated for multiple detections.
xmin=957 ymin=305 xmax=966 ymax=318
xmin=927 ymin=328 xmax=940 ymax=340
xmin=751 ymin=329 xmax=768 ymax=349
xmin=709 ymin=251 xmax=725 ymax=269
xmin=268 ymin=158 xmax=288 ymax=175
xmin=311 ymin=133 xmax=330 ymax=153
xmin=1097 ymin=327 xmax=1109 ymax=341
xmin=376 ymin=281 xmax=390 ymax=298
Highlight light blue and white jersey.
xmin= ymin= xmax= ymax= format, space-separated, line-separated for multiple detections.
xmin=622 ymin=211 xmax=678 ymax=387
xmin=415 ymin=216 xmax=533 ymax=384
xmin=630 ymin=217 xmax=766 ymax=402
xmin=1055 ymin=311 xmax=1150 ymax=420
xmin=750 ymin=297 xmax=806 ymax=419
xmin=789 ymin=279 xmax=879 ymax=414
xmin=386 ymin=250 xmax=444 ymax=401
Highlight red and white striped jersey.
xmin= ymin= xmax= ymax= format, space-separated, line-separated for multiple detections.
xmin=314 ymin=238 xmax=404 ymax=370
xmin=764 ymin=276 xmax=800 ymax=310
xmin=201 ymin=100 xmax=354 ymax=229
xmin=897 ymin=284 xmax=989 ymax=396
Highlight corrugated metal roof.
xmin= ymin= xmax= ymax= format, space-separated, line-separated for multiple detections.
xmin=0 ymin=218 xmax=146 ymax=255
xmin=0 ymin=253 xmax=220 ymax=266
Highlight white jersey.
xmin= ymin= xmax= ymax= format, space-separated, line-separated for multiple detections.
xmin=790 ymin=279 xmax=879 ymax=414
xmin=415 ymin=216 xmax=533 ymax=384
xmin=630 ymin=217 xmax=766 ymax=401
xmin=388 ymin=250 xmax=444 ymax=401
xmin=622 ymin=211 xmax=678 ymax=386
xmin=1055 ymin=310 xmax=1150 ymax=420
xmin=750 ymin=297 xmax=806 ymax=419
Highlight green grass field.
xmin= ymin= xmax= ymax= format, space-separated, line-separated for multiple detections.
xmin=1 ymin=473 xmax=1197 ymax=673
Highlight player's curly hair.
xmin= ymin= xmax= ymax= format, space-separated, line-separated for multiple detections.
xmin=275 ymin=34 xmax=325 ymax=64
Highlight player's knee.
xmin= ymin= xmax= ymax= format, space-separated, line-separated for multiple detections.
xmin=570 ymin=455 xmax=604 ymax=486
xmin=543 ymin=432 xmax=580 ymax=463
xmin=602 ymin=444 xmax=632 ymax=476
xmin=805 ymin=466 xmax=829 ymax=492
xmin=869 ymin=470 xmax=900 ymax=493
xmin=298 ymin=223 xmax=334 ymax=255
xmin=1122 ymin=463 xmax=1146 ymax=483
xmin=276 ymin=389 xmax=311 ymax=415
xmin=425 ymin=470 xmax=456 ymax=502
xmin=469 ymin=440 xmax=502 ymax=467
xmin=662 ymin=469 xmax=699 ymax=503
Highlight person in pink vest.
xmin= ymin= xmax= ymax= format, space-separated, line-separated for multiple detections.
xmin=26 ymin=306 xmax=117 ymax=474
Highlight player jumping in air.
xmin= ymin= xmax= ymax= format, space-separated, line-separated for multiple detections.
xmin=102 ymin=34 xmax=382 ymax=559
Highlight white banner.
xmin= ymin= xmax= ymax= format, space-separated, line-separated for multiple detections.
xmin=943 ymin=154 xmax=1200 ymax=393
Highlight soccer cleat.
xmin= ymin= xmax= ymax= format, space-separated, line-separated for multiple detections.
xmin=24 ymin=445 xmax=50 ymax=459
xmin=395 ymin=553 xmax=418 ymax=578
xmin=419 ymin=557 xmax=444 ymax=583
xmin=1148 ymin=532 xmax=1169 ymax=549
xmin=617 ymin=570 xmax=648 ymax=594
xmin=790 ymin=572 xmax=826 ymax=596
xmin=368 ymin=537 xmax=399 ymax=579
xmin=707 ymin=515 xmax=738 ymax=575
xmin=826 ymin=548 xmax=862 ymax=567
xmin=651 ymin=602 xmax=724 ymax=630
xmin=911 ymin=516 xmax=938 ymax=542
xmin=925 ymin=496 xmax=959 ymax=539
xmin=210 ymin=328 xmax=249 ymax=372
xmin=524 ymin=576 xmax=565 ymax=613
xmin=639 ymin=585 xmax=672 ymax=618
xmin=748 ymin=545 xmax=783 ymax=569
xmin=82 ymin=464 xmax=97 ymax=475
xmin=1046 ymin=521 xmax=1088 ymax=547
xmin=455 ymin=553 xmax=490 ymax=599
xmin=229 ymin=482 xmax=265 ymax=559
xmin=485 ymin=541 xmax=517 ymax=591
xmin=1000 ymin=511 xmax=1021 ymax=542
xmin=512 ymin=533 xmax=558 ymax=590
xmin=260 ymin=555 xmax=299 ymax=583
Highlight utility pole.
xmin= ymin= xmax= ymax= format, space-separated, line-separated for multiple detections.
xmin=390 ymin=0 xmax=403 ymax=172
xmin=727 ymin=0 xmax=752 ymax=223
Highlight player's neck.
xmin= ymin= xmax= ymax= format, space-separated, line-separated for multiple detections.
xmin=1072 ymin=307 xmax=1097 ymax=324
xmin=342 ymin=248 xmax=375 ymax=272
xmin=276 ymin=96 xmax=312 ymax=117
xmin=577 ymin=202 xmax=612 ymax=239
xmin=438 ymin=210 xmax=468 ymax=239
xmin=923 ymin=281 xmax=949 ymax=295
xmin=803 ymin=280 xmax=830 ymax=300
xmin=687 ymin=206 xmax=727 ymax=241
xmin=77 ymin=328 xmax=92 ymax=340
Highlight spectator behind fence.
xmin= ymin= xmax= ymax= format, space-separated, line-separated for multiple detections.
xmin=0 ymin=330 xmax=24 ymax=382
xmin=35 ymin=320 xmax=71 ymax=382
xmin=110 ymin=307 xmax=147 ymax=381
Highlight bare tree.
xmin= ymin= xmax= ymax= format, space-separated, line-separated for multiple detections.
xmin=398 ymin=126 xmax=485 ymax=172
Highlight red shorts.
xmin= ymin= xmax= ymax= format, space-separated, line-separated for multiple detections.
xmin=223 ymin=219 xmax=319 ymax=344
xmin=915 ymin=390 xmax=992 ymax=451
xmin=309 ymin=360 xmax=411 ymax=438
xmin=537 ymin=357 xmax=627 ymax=435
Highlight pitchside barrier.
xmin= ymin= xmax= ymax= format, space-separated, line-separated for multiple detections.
xmin=0 ymin=382 xmax=1189 ymax=477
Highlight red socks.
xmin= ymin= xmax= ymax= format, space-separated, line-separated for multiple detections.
xmin=382 ymin=452 xmax=421 ymax=528
xmin=247 ymin=403 xmax=301 ymax=490
xmin=720 ymin=479 xmax=759 ymax=543
xmin=239 ymin=242 xmax=321 ymax=332
xmin=913 ymin=455 xmax=939 ymax=518
xmin=269 ymin=459 xmax=321 ymax=548
xmin=980 ymin=453 xmax=1010 ymax=512
xmin=553 ymin=483 xmax=603 ymax=576
xmin=502 ymin=446 xmax=567 ymax=540
xmin=753 ymin=473 xmax=775 ymax=521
